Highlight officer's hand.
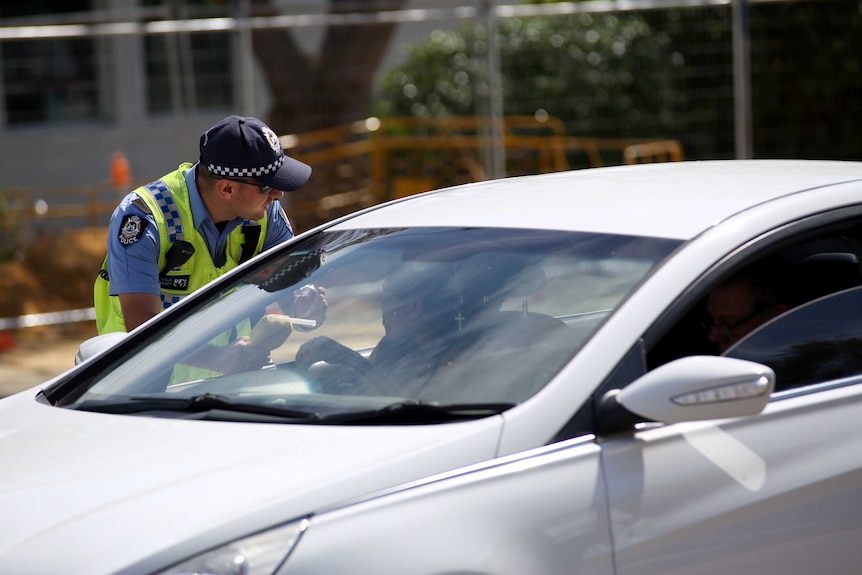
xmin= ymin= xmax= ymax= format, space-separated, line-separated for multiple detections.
xmin=210 ymin=337 xmax=272 ymax=373
xmin=290 ymin=284 xmax=328 ymax=331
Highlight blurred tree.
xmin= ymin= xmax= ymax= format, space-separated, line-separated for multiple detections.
xmin=373 ymin=11 xmax=683 ymax=139
xmin=250 ymin=0 xmax=407 ymax=134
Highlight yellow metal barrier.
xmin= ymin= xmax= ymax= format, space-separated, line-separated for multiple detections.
xmin=281 ymin=116 xmax=682 ymax=230
xmin=2 ymin=116 xmax=683 ymax=236
xmin=1 ymin=185 xmax=120 ymax=232
xmin=623 ymin=140 xmax=685 ymax=164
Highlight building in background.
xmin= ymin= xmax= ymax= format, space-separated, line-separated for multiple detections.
xmin=0 ymin=0 xmax=463 ymax=191
xmin=1 ymin=0 xmax=859 ymax=199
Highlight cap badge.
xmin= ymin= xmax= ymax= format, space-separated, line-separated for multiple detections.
xmin=261 ymin=126 xmax=282 ymax=154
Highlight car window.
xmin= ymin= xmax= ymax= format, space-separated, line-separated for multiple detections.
xmin=52 ymin=227 xmax=680 ymax=422
xmin=725 ymin=285 xmax=862 ymax=392
xmin=647 ymin=228 xmax=862 ymax=373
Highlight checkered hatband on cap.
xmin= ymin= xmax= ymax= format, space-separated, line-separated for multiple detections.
xmin=206 ymin=155 xmax=286 ymax=179
xmin=200 ymin=115 xmax=311 ymax=191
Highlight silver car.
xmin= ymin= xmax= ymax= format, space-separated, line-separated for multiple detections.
xmin=2 ymin=160 xmax=862 ymax=574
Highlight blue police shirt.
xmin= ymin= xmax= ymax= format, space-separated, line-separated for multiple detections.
xmin=107 ymin=163 xmax=294 ymax=296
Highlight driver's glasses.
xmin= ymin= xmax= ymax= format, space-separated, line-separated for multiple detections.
xmin=702 ymin=304 xmax=770 ymax=339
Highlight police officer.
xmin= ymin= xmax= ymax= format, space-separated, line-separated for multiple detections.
xmin=95 ymin=115 xmax=321 ymax=335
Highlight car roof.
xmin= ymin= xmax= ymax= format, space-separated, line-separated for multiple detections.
xmin=331 ymin=160 xmax=862 ymax=240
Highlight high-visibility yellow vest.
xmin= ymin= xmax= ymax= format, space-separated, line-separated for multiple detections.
xmin=94 ymin=163 xmax=268 ymax=334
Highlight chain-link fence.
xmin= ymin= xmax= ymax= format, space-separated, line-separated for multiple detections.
xmin=635 ymin=0 xmax=861 ymax=161
xmin=0 ymin=0 xmax=859 ymax=237
xmin=0 ymin=0 xmax=858 ymax=334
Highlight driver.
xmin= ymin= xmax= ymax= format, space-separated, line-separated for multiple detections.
xmin=705 ymin=271 xmax=790 ymax=354
xmin=294 ymin=266 xmax=455 ymax=396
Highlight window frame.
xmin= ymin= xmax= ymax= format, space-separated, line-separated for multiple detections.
xmin=640 ymin=205 xmax=862 ymax=391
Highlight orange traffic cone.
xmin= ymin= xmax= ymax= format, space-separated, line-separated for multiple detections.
xmin=111 ymin=151 xmax=132 ymax=192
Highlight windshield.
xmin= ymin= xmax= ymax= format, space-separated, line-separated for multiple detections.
xmin=55 ymin=227 xmax=679 ymax=423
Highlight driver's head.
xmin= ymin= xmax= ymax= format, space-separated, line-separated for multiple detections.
xmin=706 ymin=273 xmax=788 ymax=353
xmin=380 ymin=265 xmax=454 ymax=339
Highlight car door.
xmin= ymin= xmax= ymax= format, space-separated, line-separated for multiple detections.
xmin=602 ymin=287 xmax=862 ymax=574
xmin=285 ymin=437 xmax=617 ymax=575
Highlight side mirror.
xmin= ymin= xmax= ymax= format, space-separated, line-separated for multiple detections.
xmin=75 ymin=332 xmax=129 ymax=365
xmin=598 ymin=356 xmax=774 ymax=435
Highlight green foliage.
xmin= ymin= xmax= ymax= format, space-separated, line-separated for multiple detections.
xmin=747 ymin=0 xmax=862 ymax=160
xmin=374 ymin=24 xmax=477 ymax=118
xmin=374 ymin=12 xmax=683 ymax=137
xmin=641 ymin=0 xmax=862 ymax=160
xmin=374 ymin=1 xmax=862 ymax=161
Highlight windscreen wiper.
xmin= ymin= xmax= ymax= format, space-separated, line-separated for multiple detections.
xmin=72 ymin=393 xmax=321 ymax=421
xmin=317 ymin=400 xmax=515 ymax=425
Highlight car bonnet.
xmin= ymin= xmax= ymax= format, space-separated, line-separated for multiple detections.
xmin=0 ymin=390 xmax=501 ymax=574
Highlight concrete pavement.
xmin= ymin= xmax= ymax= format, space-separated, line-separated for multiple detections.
xmin=0 ymin=336 xmax=80 ymax=398
xmin=0 ymin=366 xmax=49 ymax=398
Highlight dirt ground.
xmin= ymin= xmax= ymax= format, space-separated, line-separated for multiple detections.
xmin=0 ymin=227 xmax=106 ymax=396
xmin=0 ymin=227 xmax=108 ymax=318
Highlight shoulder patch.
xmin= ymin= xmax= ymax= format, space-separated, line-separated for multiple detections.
xmin=118 ymin=214 xmax=149 ymax=247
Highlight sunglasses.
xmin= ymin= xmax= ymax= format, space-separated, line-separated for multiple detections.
xmin=701 ymin=303 xmax=771 ymax=339
xmin=221 ymin=176 xmax=274 ymax=195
